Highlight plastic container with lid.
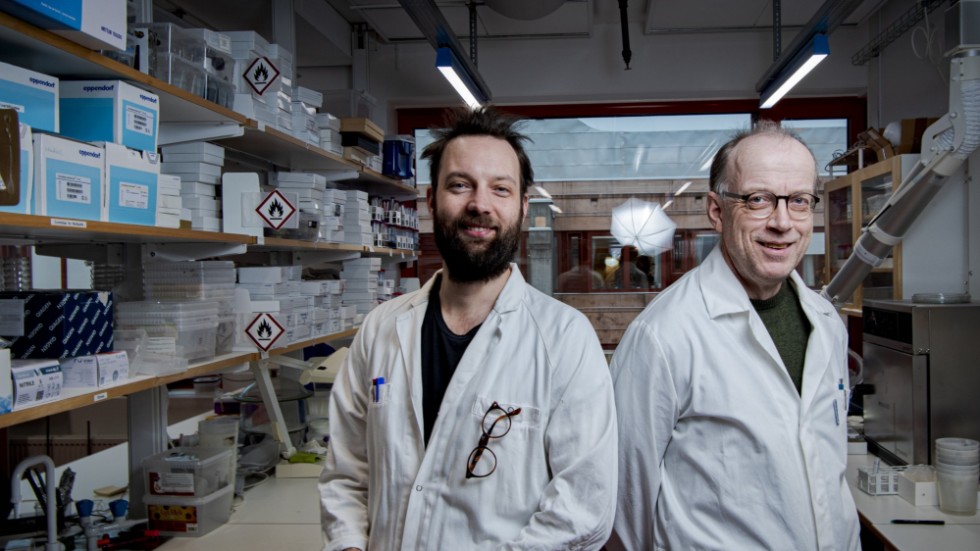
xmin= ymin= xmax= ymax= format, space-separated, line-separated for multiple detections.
xmin=143 ymin=446 xmax=234 ymax=497
xmin=145 ymin=483 xmax=234 ymax=537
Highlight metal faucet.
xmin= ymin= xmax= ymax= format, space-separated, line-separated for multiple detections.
xmin=10 ymin=454 xmax=63 ymax=551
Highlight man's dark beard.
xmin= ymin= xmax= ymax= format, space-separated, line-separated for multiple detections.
xmin=433 ymin=211 xmax=522 ymax=283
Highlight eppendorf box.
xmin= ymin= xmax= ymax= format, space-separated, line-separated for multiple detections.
xmin=102 ymin=142 xmax=159 ymax=226
xmin=0 ymin=60 xmax=59 ymax=132
xmin=0 ymin=290 xmax=113 ymax=359
xmin=60 ymin=80 xmax=159 ymax=152
xmin=33 ymin=133 xmax=105 ymax=221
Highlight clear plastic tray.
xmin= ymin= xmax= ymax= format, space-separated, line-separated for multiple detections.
xmin=143 ymin=446 xmax=233 ymax=497
xmin=145 ymin=483 xmax=234 ymax=537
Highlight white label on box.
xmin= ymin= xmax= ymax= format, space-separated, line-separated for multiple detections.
xmin=126 ymin=106 xmax=154 ymax=136
xmin=118 ymin=182 xmax=149 ymax=208
xmin=152 ymin=472 xmax=195 ymax=495
xmin=56 ymin=173 xmax=92 ymax=204
xmin=0 ymin=300 xmax=25 ymax=335
xmin=0 ymin=101 xmax=24 ymax=114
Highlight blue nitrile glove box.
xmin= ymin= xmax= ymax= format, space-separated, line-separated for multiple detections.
xmin=0 ymin=60 xmax=59 ymax=132
xmin=60 ymin=80 xmax=159 ymax=152
xmin=0 ymin=290 xmax=113 ymax=359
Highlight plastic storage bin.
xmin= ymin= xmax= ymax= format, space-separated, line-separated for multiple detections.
xmin=145 ymin=483 xmax=234 ymax=537
xmin=152 ymin=53 xmax=207 ymax=97
xmin=143 ymin=446 xmax=233 ymax=497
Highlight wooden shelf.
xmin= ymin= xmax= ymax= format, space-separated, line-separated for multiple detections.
xmin=0 ymin=329 xmax=359 ymax=429
xmin=0 ymin=12 xmax=246 ymax=126
xmin=0 ymin=213 xmax=254 ymax=245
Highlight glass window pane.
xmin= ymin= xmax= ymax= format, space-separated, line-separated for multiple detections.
xmin=780 ymin=119 xmax=848 ymax=178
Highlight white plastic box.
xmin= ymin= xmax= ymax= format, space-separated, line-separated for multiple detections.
xmin=33 ymin=134 xmax=105 ymax=221
xmin=143 ymin=446 xmax=233 ymax=497
xmin=0 ymin=60 xmax=58 ymax=132
xmin=0 ymin=0 xmax=126 ymax=50
xmin=59 ymin=80 xmax=159 ymax=152
xmin=898 ymin=472 xmax=939 ymax=507
xmin=144 ymin=482 xmax=234 ymax=537
xmin=103 ymin=142 xmax=160 ymax=226
xmin=0 ymin=123 xmax=32 ymax=215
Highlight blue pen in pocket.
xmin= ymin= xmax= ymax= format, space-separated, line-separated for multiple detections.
xmin=372 ymin=377 xmax=386 ymax=403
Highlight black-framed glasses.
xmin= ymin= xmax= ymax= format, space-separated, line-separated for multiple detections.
xmin=465 ymin=401 xmax=522 ymax=479
xmin=720 ymin=191 xmax=820 ymax=220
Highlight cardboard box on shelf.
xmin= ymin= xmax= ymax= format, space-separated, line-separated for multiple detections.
xmin=11 ymin=358 xmax=62 ymax=410
xmin=103 ymin=142 xmax=160 ymax=226
xmin=0 ymin=0 xmax=126 ymax=50
xmin=59 ymin=80 xmax=160 ymax=152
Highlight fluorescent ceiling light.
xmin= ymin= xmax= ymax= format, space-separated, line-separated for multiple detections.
xmin=663 ymin=199 xmax=674 ymax=209
xmin=675 ymin=181 xmax=692 ymax=196
xmin=548 ymin=204 xmax=563 ymax=214
xmin=533 ymin=185 xmax=552 ymax=199
xmin=699 ymin=154 xmax=715 ymax=173
xmin=760 ymin=34 xmax=830 ymax=109
xmin=436 ymin=47 xmax=487 ymax=109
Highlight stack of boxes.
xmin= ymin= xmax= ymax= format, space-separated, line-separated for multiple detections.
xmin=236 ymin=265 xmax=313 ymax=347
xmin=340 ymin=117 xmax=384 ymax=172
xmin=291 ymin=86 xmax=323 ymax=147
xmin=131 ymin=23 xmax=236 ymax=108
xmin=344 ymin=190 xmax=372 ymax=246
xmin=270 ymin=172 xmax=325 ymax=242
xmin=300 ymin=279 xmax=345 ymax=336
xmin=341 ymin=257 xmax=381 ymax=319
xmin=322 ymin=187 xmax=346 ymax=243
xmin=157 ymin=174 xmax=182 ymax=228
xmin=227 ymin=31 xmax=293 ymax=134
xmin=161 ymin=142 xmax=225 ymax=232
xmin=315 ymin=113 xmax=342 ymax=156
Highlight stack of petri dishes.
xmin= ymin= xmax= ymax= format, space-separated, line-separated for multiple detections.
xmin=935 ymin=437 xmax=979 ymax=515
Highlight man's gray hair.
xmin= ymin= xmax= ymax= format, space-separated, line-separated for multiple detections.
xmin=709 ymin=119 xmax=819 ymax=195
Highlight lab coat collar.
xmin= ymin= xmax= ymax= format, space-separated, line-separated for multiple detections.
xmin=699 ymin=246 xmax=754 ymax=319
xmin=406 ymin=264 xmax=526 ymax=316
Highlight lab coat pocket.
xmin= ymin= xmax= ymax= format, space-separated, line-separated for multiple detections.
xmin=471 ymin=396 xmax=542 ymax=441
xmin=368 ymin=377 xmax=391 ymax=408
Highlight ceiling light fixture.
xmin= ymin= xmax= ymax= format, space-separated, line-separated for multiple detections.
xmin=675 ymin=181 xmax=693 ymax=196
xmin=759 ymin=34 xmax=830 ymax=109
xmin=436 ymin=47 xmax=488 ymax=109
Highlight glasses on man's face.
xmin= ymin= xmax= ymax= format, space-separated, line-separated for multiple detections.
xmin=720 ymin=191 xmax=820 ymax=220
xmin=465 ymin=401 xmax=522 ymax=479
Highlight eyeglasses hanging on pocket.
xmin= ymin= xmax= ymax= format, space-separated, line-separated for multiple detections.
xmin=465 ymin=401 xmax=522 ymax=479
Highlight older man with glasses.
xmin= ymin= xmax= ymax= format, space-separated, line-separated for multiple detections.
xmin=609 ymin=120 xmax=861 ymax=551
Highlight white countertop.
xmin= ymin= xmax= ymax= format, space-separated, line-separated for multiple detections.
xmin=158 ymin=477 xmax=323 ymax=550
xmin=846 ymin=454 xmax=980 ymax=551
xmin=159 ymin=454 xmax=979 ymax=551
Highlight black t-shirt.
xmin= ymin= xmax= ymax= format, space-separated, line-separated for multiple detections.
xmin=420 ymin=276 xmax=481 ymax=446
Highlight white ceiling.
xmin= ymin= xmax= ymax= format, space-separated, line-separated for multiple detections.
xmin=153 ymin=0 xmax=887 ymax=67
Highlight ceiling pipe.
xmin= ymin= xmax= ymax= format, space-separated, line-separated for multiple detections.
xmin=773 ymin=0 xmax=781 ymax=61
xmin=755 ymin=0 xmax=866 ymax=95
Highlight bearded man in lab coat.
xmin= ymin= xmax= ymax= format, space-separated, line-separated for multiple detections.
xmin=610 ymin=121 xmax=861 ymax=550
xmin=319 ymin=106 xmax=617 ymax=551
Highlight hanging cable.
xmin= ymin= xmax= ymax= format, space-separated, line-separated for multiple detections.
xmin=619 ymin=0 xmax=632 ymax=70
xmin=468 ymin=0 xmax=478 ymax=66
xmin=773 ymin=0 xmax=781 ymax=61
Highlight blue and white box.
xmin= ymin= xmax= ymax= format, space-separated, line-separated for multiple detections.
xmin=33 ymin=133 xmax=105 ymax=221
xmin=0 ymin=0 xmax=126 ymax=51
xmin=0 ymin=349 xmax=11 ymax=415
xmin=0 ymin=60 xmax=58 ymax=132
xmin=103 ymin=142 xmax=159 ymax=226
xmin=60 ymin=80 xmax=159 ymax=152
xmin=0 ymin=123 xmax=33 ymax=214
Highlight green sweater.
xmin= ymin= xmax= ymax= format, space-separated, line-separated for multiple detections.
xmin=750 ymin=280 xmax=812 ymax=395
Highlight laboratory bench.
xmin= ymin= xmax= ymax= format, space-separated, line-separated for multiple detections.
xmin=158 ymin=476 xmax=323 ymax=550
xmin=847 ymin=454 xmax=980 ymax=551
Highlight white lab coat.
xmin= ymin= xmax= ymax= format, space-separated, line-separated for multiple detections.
xmin=320 ymin=265 xmax=617 ymax=551
xmin=610 ymin=247 xmax=860 ymax=551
